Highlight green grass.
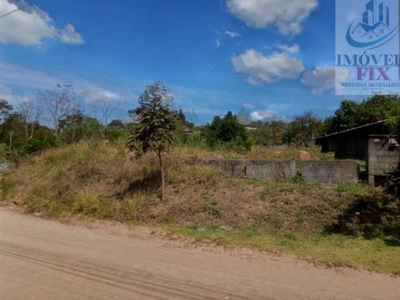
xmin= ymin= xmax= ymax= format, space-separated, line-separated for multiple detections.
xmin=335 ymin=183 xmax=373 ymax=194
xmin=0 ymin=175 xmax=16 ymax=199
xmin=164 ymin=224 xmax=400 ymax=275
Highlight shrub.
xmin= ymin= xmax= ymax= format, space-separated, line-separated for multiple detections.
xmin=331 ymin=190 xmax=400 ymax=238
xmin=203 ymin=112 xmax=253 ymax=151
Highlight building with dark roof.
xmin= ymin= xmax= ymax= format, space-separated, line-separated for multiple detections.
xmin=316 ymin=120 xmax=400 ymax=186
xmin=316 ymin=120 xmax=387 ymax=160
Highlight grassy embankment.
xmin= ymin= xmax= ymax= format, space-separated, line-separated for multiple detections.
xmin=0 ymin=140 xmax=399 ymax=275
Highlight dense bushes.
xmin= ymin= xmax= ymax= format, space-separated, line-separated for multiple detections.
xmin=330 ymin=188 xmax=400 ymax=239
xmin=324 ymin=95 xmax=400 ymax=135
xmin=202 ymin=112 xmax=253 ymax=151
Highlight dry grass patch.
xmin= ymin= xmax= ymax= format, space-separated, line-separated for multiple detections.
xmin=173 ymin=145 xmax=334 ymax=161
xmin=1 ymin=141 xmax=399 ymax=274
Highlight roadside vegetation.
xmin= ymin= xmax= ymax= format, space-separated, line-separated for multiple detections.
xmin=0 ymin=82 xmax=400 ymax=275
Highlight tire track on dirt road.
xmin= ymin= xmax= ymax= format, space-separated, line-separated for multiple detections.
xmin=0 ymin=207 xmax=399 ymax=300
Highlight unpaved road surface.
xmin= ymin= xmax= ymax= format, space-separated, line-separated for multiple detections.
xmin=0 ymin=208 xmax=399 ymax=300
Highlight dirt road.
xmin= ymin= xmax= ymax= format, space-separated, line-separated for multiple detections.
xmin=0 ymin=208 xmax=399 ymax=300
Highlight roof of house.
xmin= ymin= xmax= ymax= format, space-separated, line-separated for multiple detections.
xmin=316 ymin=120 xmax=387 ymax=140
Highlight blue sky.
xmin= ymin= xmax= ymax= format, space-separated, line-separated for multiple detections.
xmin=0 ymin=0 xmax=362 ymax=124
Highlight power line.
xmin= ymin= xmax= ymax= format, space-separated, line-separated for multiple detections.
xmin=0 ymin=4 xmax=29 ymax=20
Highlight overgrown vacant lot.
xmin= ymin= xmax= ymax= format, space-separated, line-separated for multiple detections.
xmin=1 ymin=141 xmax=399 ymax=274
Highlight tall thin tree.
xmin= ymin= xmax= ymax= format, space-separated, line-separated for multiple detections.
xmin=127 ymin=81 xmax=176 ymax=201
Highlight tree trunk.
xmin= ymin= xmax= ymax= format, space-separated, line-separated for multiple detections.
xmin=24 ymin=123 xmax=29 ymax=139
xmin=29 ymin=126 xmax=34 ymax=139
xmin=8 ymin=131 xmax=13 ymax=153
xmin=158 ymin=151 xmax=165 ymax=202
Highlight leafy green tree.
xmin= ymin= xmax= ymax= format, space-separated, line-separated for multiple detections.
xmin=358 ymin=94 xmax=400 ymax=124
xmin=29 ymin=126 xmax=56 ymax=151
xmin=171 ymin=109 xmax=186 ymax=123
xmin=0 ymin=99 xmax=12 ymax=123
xmin=282 ymin=110 xmax=322 ymax=147
xmin=328 ymin=100 xmax=360 ymax=133
xmin=248 ymin=120 xmax=286 ymax=146
xmin=204 ymin=111 xmax=253 ymax=151
xmin=58 ymin=111 xmax=102 ymax=143
xmin=171 ymin=109 xmax=195 ymax=127
xmin=0 ymin=100 xmax=58 ymax=156
xmin=171 ymin=109 xmax=196 ymax=143
xmin=0 ymin=113 xmax=26 ymax=153
xmin=127 ymin=81 xmax=176 ymax=201
xmin=325 ymin=95 xmax=400 ymax=134
xmin=108 ymin=119 xmax=125 ymax=128
xmin=105 ymin=119 xmax=127 ymax=141
xmin=269 ymin=120 xmax=286 ymax=145
xmin=0 ymin=100 xmax=13 ymax=137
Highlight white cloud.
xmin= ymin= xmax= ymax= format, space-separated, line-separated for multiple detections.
xmin=250 ymin=109 xmax=277 ymax=121
xmin=243 ymin=102 xmax=254 ymax=109
xmin=74 ymin=82 xmax=120 ymax=103
xmin=0 ymin=0 xmax=55 ymax=45
xmin=0 ymin=84 xmax=13 ymax=101
xmin=59 ymin=24 xmax=84 ymax=45
xmin=231 ymin=49 xmax=305 ymax=84
xmin=8 ymin=0 xmax=49 ymax=18
xmin=0 ymin=63 xmax=120 ymax=105
xmin=225 ymin=30 xmax=240 ymax=38
xmin=276 ymin=43 xmax=300 ymax=53
xmin=301 ymin=66 xmax=349 ymax=95
xmin=227 ymin=0 xmax=318 ymax=35
xmin=215 ymin=39 xmax=222 ymax=48
xmin=0 ymin=0 xmax=84 ymax=46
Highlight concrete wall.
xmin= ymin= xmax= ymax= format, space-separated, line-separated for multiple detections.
xmin=206 ymin=160 xmax=246 ymax=176
xmin=220 ymin=160 xmax=246 ymax=176
xmin=246 ymin=160 xmax=296 ymax=180
xmin=302 ymin=161 xmax=359 ymax=185
xmin=205 ymin=160 xmax=295 ymax=179
xmin=203 ymin=135 xmax=400 ymax=186
xmin=205 ymin=159 xmax=360 ymax=184
xmin=367 ymin=135 xmax=400 ymax=186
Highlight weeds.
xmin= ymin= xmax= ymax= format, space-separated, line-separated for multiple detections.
xmin=328 ymin=190 xmax=400 ymax=239
xmin=203 ymin=206 xmax=221 ymax=217
xmin=0 ymin=176 xmax=15 ymax=199
xmin=202 ymin=197 xmax=221 ymax=217
xmin=335 ymin=183 xmax=371 ymax=195
xmin=2 ymin=141 xmax=399 ymax=274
